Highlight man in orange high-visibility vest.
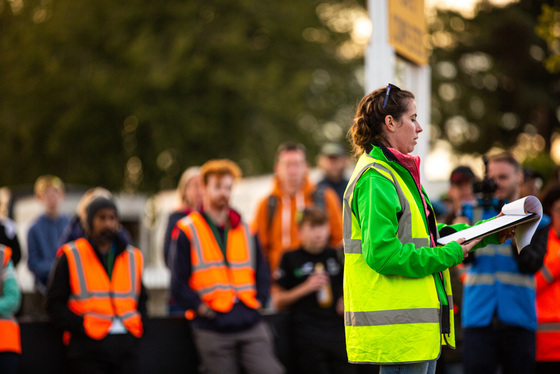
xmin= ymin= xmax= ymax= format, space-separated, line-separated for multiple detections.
xmin=47 ymin=197 xmax=147 ymax=374
xmin=170 ymin=159 xmax=283 ymax=374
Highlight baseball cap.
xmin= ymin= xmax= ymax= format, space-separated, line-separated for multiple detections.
xmin=320 ymin=142 xmax=346 ymax=157
xmin=450 ymin=166 xmax=476 ymax=185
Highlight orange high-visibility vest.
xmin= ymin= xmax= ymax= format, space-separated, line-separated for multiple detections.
xmin=0 ymin=245 xmax=21 ymax=354
xmin=536 ymin=227 xmax=560 ymax=361
xmin=176 ymin=211 xmax=260 ymax=316
xmin=61 ymin=238 xmax=143 ymax=342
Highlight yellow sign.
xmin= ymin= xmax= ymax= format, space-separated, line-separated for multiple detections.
xmin=388 ymin=0 xmax=427 ymax=65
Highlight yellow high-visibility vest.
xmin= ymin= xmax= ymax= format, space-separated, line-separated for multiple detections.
xmin=343 ymin=152 xmax=455 ymax=364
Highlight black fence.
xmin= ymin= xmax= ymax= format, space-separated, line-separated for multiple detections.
xmin=20 ymin=318 xmax=199 ymax=374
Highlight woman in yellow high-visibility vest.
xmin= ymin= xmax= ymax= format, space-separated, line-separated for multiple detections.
xmin=342 ymin=84 xmax=508 ymax=374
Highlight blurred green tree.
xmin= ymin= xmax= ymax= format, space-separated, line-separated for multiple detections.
xmin=429 ymin=0 xmax=560 ymax=162
xmin=0 ymin=0 xmax=365 ymax=192
xmin=535 ymin=4 xmax=560 ymax=74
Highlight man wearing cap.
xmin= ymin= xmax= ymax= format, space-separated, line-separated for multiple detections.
xmin=446 ymin=166 xmax=477 ymax=224
xmin=316 ymin=142 xmax=349 ymax=205
xmin=47 ymin=197 xmax=147 ymax=374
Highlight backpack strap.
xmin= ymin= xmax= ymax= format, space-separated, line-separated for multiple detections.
xmin=312 ymin=183 xmax=326 ymax=212
xmin=267 ymin=195 xmax=278 ymax=233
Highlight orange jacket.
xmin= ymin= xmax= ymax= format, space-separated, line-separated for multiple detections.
xmin=61 ymin=238 xmax=143 ymax=342
xmin=253 ymin=177 xmax=342 ymax=273
xmin=0 ymin=245 xmax=21 ymax=354
xmin=535 ymin=226 xmax=560 ymax=361
xmin=176 ymin=211 xmax=260 ymax=316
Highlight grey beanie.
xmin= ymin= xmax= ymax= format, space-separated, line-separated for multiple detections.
xmin=86 ymin=197 xmax=118 ymax=229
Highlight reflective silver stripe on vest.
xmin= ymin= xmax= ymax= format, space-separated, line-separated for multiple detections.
xmin=84 ymin=311 xmax=113 ymax=320
xmin=496 ymin=272 xmax=535 ymax=288
xmin=236 ymin=284 xmax=256 ymax=292
xmin=370 ymin=162 xmax=421 ymax=246
xmin=345 ymin=307 xmax=439 ymax=327
xmin=114 ymin=246 xmax=139 ymax=300
xmin=68 ymin=242 xmax=90 ymax=300
xmin=541 ymin=265 xmax=554 ymax=283
xmin=537 ymin=322 xmax=560 ymax=331
xmin=475 ymin=245 xmax=513 ymax=257
xmin=119 ymin=311 xmax=138 ymax=320
xmin=186 ymin=219 xmax=216 ymax=272
xmin=342 ymin=162 xmax=372 ymax=246
xmin=465 ymin=272 xmax=535 ymax=289
xmin=197 ymin=284 xmax=232 ymax=296
xmin=342 ymin=158 xmax=430 ymax=253
xmin=464 ymin=273 xmax=494 ymax=286
xmin=343 ymin=238 xmax=362 ymax=254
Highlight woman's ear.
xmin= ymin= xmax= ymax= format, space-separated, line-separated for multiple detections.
xmin=384 ymin=115 xmax=396 ymax=133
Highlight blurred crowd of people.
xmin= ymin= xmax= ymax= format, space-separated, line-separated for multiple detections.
xmin=1 ymin=139 xmax=560 ymax=374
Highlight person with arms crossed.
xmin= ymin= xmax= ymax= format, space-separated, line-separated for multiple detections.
xmin=170 ymin=159 xmax=283 ymax=374
xmin=343 ymin=84 xmax=510 ymax=374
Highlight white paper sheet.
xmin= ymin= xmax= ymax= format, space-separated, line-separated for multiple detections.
xmin=437 ymin=196 xmax=542 ymax=252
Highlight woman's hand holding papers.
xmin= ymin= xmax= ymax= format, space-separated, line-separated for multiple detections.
xmin=457 ymin=237 xmax=483 ymax=260
xmin=495 ymin=212 xmax=517 ymax=244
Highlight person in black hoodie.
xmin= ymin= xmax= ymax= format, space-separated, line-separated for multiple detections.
xmin=47 ymin=197 xmax=147 ymax=374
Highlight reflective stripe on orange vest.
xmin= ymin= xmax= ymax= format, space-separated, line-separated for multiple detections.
xmin=177 ymin=211 xmax=260 ymax=315
xmin=0 ymin=245 xmax=21 ymax=354
xmin=63 ymin=238 xmax=143 ymax=341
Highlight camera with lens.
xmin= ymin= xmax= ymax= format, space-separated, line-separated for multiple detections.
xmin=474 ymin=156 xmax=505 ymax=214
xmin=473 ymin=176 xmax=497 ymax=198
xmin=460 ymin=156 xmax=503 ymax=221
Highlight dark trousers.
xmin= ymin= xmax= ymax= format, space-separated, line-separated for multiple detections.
xmin=66 ymin=333 xmax=140 ymax=374
xmin=536 ymin=361 xmax=560 ymax=374
xmin=0 ymin=352 xmax=20 ymax=374
xmin=293 ymin=325 xmax=356 ymax=374
xmin=463 ymin=324 xmax=535 ymax=374
xmin=192 ymin=321 xmax=283 ymax=374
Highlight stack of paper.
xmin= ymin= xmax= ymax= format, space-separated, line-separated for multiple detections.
xmin=437 ymin=196 xmax=542 ymax=253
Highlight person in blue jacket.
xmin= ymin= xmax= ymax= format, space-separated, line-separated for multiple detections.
xmin=462 ymin=152 xmax=545 ymax=374
xmin=27 ymin=175 xmax=69 ymax=295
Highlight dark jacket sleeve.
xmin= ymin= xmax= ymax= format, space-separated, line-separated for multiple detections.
xmin=514 ymin=225 xmax=548 ymax=274
xmin=45 ymin=253 xmax=85 ymax=334
xmin=138 ymin=281 xmax=148 ymax=318
xmin=0 ymin=225 xmax=21 ymax=267
xmin=253 ymin=236 xmax=271 ymax=307
xmin=169 ymin=229 xmax=202 ymax=311
xmin=163 ymin=214 xmax=181 ymax=268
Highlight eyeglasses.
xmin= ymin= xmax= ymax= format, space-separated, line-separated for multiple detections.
xmin=382 ymin=83 xmax=400 ymax=109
